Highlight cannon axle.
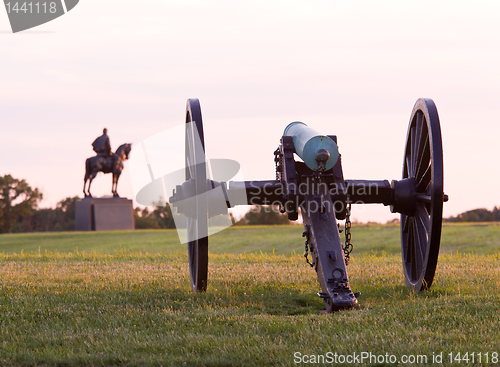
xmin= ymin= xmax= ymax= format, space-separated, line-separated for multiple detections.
xmin=172 ymin=177 xmax=446 ymax=217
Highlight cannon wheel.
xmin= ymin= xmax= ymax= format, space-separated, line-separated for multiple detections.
xmin=401 ymin=98 xmax=444 ymax=291
xmin=185 ymin=99 xmax=209 ymax=292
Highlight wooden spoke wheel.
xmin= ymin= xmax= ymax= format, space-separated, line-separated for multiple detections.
xmin=185 ymin=99 xmax=209 ymax=292
xmin=401 ymin=98 xmax=444 ymax=291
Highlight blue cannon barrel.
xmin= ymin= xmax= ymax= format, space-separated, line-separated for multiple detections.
xmin=283 ymin=121 xmax=339 ymax=171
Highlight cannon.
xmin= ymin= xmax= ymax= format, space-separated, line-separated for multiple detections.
xmin=170 ymin=98 xmax=448 ymax=312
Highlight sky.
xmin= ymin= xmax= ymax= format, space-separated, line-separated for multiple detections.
xmin=1 ymin=0 xmax=500 ymax=223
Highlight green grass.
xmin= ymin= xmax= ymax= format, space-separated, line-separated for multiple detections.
xmin=2 ymin=222 xmax=500 ymax=256
xmin=0 ymin=251 xmax=499 ymax=366
xmin=0 ymin=223 xmax=499 ymax=366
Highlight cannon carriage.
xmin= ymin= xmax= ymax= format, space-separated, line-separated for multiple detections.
xmin=170 ymin=98 xmax=448 ymax=312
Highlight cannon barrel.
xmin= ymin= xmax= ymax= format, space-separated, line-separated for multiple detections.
xmin=283 ymin=121 xmax=339 ymax=171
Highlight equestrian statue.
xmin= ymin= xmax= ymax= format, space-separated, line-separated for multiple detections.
xmin=83 ymin=128 xmax=132 ymax=198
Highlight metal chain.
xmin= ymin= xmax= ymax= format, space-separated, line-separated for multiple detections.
xmin=273 ymin=148 xmax=281 ymax=181
xmin=274 ymin=148 xmax=287 ymax=214
xmin=302 ymin=225 xmax=314 ymax=268
xmin=343 ymin=199 xmax=353 ymax=265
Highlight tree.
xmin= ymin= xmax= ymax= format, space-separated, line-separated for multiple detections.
xmin=13 ymin=195 xmax=80 ymax=232
xmin=151 ymin=204 xmax=179 ymax=229
xmin=0 ymin=175 xmax=43 ymax=233
xmin=53 ymin=196 xmax=79 ymax=231
xmin=133 ymin=202 xmax=184 ymax=229
xmin=446 ymin=207 xmax=499 ymax=222
xmin=239 ymin=205 xmax=289 ymax=225
xmin=134 ymin=207 xmax=161 ymax=229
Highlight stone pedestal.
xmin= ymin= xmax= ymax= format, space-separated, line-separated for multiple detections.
xmin=75 ymin=198 xmax=135 ymax=231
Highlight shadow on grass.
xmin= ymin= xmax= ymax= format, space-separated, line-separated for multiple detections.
xmin=177 ymin=284 xmax=326 ymax=316
xmin=8 ymin=279 xmax=458 ymax=322
xmin=73 ymin=284 xmax=328 ymax=316
xmin=102 ymin=283 xmax=452 ymax=316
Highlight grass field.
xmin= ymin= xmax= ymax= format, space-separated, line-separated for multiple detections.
xmin=2 ymin=222 xmax=500 ymax=256
xmin=0 ymin=223 xmax=499 ymax=366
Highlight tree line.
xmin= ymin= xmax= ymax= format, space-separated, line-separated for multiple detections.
xmin=0 ymin=174 xmax=177 ymax=233
xmin=444 ymin=207 xmax=500 ymax=223
xmin=6 ymin=174 xmax=499 ymax=233
xmin=0 ymin=175 xmax=291 ymax=233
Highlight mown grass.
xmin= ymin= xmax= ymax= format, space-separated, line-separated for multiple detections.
xmin=0 ymin=250 xmax=499 ymax=366
xmin=0 ymin=223 xmax=500 ymax=366
xmin=1 ymin=222 xmax=500 ymax=256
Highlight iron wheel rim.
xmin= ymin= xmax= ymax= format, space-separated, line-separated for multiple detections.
xmin=400 ymin=98 xmax=444 ymax=291
xmin=185 ymin=98 xmax=209 ymax=292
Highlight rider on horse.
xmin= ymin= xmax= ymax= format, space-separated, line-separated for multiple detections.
xmin=84 ymin=129 xmax=132 ymax=198
xmin=92 ymin=128 xmax=112 ymax=157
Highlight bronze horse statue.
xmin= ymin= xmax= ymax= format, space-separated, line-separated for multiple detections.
xmin=83 ymin=143 xmax=132 ymax=197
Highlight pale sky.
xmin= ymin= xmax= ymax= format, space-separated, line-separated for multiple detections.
xmin=1 ymin=0 xmax=500 ymax=223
